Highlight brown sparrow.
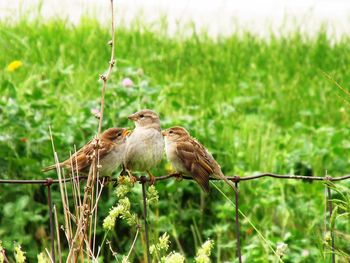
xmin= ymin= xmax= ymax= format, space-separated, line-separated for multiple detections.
xmin=123 ymin=109 xmax=164 ymax=183
xmin=162 ymin=126 xmax=236 ymax=193
xmin=42 ymin=127 xmax=130 ymax=176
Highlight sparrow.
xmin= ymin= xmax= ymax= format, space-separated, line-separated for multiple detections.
xmin=162 ymin=126 xmax=236 ymax=193
xmin=42 ymin=127 xmax=130 ymax=176
xmin=123 ymin=109 xmax=164 ymax=184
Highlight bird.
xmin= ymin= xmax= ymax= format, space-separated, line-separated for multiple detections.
xmin=162 ymin=126 xmax=236 ymax=193
xmin=123 ymin=109 xmax=164 ymax=184
xmin=42 ymin=127 xmax=130 ymax=176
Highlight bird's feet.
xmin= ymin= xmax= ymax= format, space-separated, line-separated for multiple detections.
xmin=119 ymin=166 xmax=128 ymax=177
xmin=126 ymin=169 xmax=137 ymax=185
xmin=171 ymin=172 xmax=183 ymax=181
xmin=146 ymin=170 xmax=156 ymax=185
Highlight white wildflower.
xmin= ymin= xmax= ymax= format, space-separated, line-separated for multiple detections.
xmin=103 ymin=197 xmax=137 ymax=230
xmin=121 ymin=255 xmax=130 ymax=263
xmin=150 ymin=233 xmax=170 ymax=255
xmin=37 ymin=252 xmax=50 ymax=263
xmin=115 ymin=176 xmax=133 ymax=198
xmin=147 ymin=185 xmax=159 ymax=205
xmin=150 ymin=245 xmax=156 ymax=255
xmin=276 ymin=242 xmax=288 ymax=258
xmin=195 ymin=240 xmax=214 ymax=263
xmin=0 ymin=241 xmax=4 ymax=263
xmin=162 ymin=252 xmax=185 ymax=263
xmin=14 ymin=244 xmax=26 ymax=263
xmin=158 ymin=233 xmax=170 ymax=251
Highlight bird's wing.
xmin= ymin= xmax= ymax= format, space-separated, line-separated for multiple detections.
xmin=191 ymin=139 xmax=237 ymax=192
xmin=175 ymin=139 xmax=213 ymax=192
xmin=63 ymin=138 xmax=115 ymax=173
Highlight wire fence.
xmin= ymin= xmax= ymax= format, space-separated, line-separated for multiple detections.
xmin=0 ymin=172 xmax=349 ymax=262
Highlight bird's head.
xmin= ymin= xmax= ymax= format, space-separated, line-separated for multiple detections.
xmin=162 ymin=126 xmax=190 ymax=142
xmin=101 ymin=127 xmax=130 ymax=144
xmin=128 ymin=109 xmax=161 ymax=129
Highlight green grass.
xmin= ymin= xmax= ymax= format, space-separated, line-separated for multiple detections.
xmin=0 ymin=17 xmax=350 ymax=262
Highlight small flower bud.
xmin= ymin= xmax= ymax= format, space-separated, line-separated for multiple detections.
xmin=121 ymin=78 xmax=133 ymax=88
xmin=136 ymin=68 xmax=144 ymax=76
xmin=99 ymin=74 xmax=107 ymax=81
xmin=90 ymin=108 xmax=101 ymax=119
xmin=276 ymin=242 xmax=288 ymax=258
xmin=324 ymin=231 xmax=332 ymax=242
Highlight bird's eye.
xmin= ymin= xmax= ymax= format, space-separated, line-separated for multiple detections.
xmin=169 ymin=130 xmax=174 ymax=134
xmin=140 ymin=114 xmax=145 ymax=118
xmin=117 ymin=132 xmax=122 ymax=137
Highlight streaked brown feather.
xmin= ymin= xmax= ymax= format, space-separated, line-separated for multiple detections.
xmin=43 ymin=135 xmax=117 ymax=174
xmin=191 ymin=163 xmax=210 ymax=193
xmin=175 ymin=139 xmax=216 ymax=193
xmin=164 ymin=126 xmax=236 ymax=193
xmin=44 ymin=139 xmax=115 ymax=173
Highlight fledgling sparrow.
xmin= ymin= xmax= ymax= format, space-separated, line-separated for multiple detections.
xmin=162 ymin=126 xmax=236 ymax=193
xmin=42 ymin=127 xmax=130 ymax=176
xmin=123 ymin=109 xmax=164 ymax=183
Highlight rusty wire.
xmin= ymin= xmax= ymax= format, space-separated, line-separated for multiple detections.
xmin=1 ymin=173 xmax=349 ymax=262
xmin=2 ymin=172 xmax=350 ymax=185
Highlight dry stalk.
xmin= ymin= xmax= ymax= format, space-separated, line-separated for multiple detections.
xmin=66 ymin=0 xmax=116 ymax=261
xmin=124 ymin=227 xmax=140 ymax=262
xmin=49 ymin=126 xmax=74 ymax=261
xmin=74 ymin=145 xmax=82 ymax=209
xmin=45 ymin=248 xmax=54 ymax=263
xmin=53 ymin=205 xmax=63 ymax=263
xmin=92 ymin=178 xmax=105 ymax=255
xmin=68 ymin=151 xmax=79 ymax=217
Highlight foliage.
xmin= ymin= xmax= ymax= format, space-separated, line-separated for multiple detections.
xmin=0 ymin=16 xmax=350 ymax=261
xmin=103 ymin=177 xmax=138 ymax=231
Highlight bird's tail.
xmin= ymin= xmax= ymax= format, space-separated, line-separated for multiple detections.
xmin=216 ymin=171 xmax=237 ymax=193
xmin=42 ymin=163 xmax=61 ymax=172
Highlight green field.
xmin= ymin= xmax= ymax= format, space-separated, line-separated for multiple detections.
xmin=0 ymin=17 xmax=350 ymax=262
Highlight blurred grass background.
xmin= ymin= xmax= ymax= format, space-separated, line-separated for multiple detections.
xmin=0 ymin=17 xmax=350 ymax=262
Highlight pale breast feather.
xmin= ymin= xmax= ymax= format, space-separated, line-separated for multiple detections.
xmin=125 ymin=127 xmax=164 ymax=171
xmin=99 ymin=144 xmax=125 ymax=175
xmin=164 ymin=138 xmax=188 ymax=174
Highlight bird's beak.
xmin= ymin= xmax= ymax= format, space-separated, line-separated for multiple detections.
xmin=122 ymin=129 xmax=131 ymax=137
xmin=128 ymin=113 xmax=138 ymax=121
xmin=161 ymin=130 xmax=167 ymax=136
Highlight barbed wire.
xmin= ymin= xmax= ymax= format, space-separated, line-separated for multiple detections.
xmin=1 ymin=172 xmax=350 ymax=185
xmin=0 ymin=172 xmax=348 ymax=262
